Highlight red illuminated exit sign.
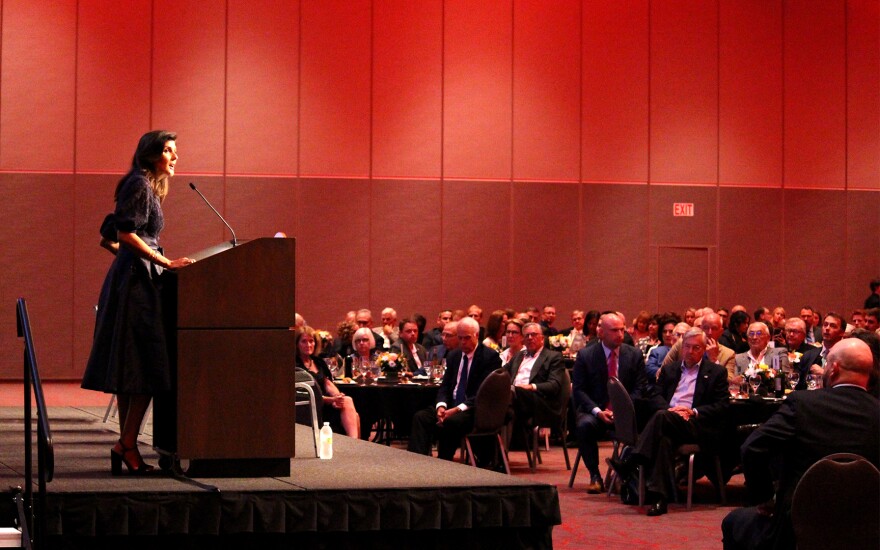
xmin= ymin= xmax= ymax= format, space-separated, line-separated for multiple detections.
xmin=673 ymin=203 xmax=694 ymax=217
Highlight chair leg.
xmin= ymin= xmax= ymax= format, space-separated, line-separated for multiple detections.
xmin=687 ymin=452 xmax=696 ymax=510
xmin=465 ymin=437 xmax=477 ymax=467
xmin=568 ymin=450 xmax=582 ymax=488
xmin=533 ymin=426 xmax=543 ymax=465
xmin=714 ymin=456 xmax=727 ymax=505
xmin=497 ymin=433 xmax=511 ymax=475
xmin=102 ymin=394 xmax=117 ymax=423
xmin=523 ymin=427 xmax=536 ymax=472
xmin=604 ymin=441 xmax=620 ymax=490
xmin=562 ymin=439 xmax=571 ymax=471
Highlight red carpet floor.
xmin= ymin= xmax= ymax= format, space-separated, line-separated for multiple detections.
xmin=4 ymin=382 xmax=740 ymax=548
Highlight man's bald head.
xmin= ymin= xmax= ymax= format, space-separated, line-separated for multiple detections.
xmin=701 ymin=313 xmax=723 ymax=340
xmin=824 ymin=338 xmax=873 ymax=389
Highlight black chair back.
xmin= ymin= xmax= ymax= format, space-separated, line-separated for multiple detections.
xmin=791 ymin=453 xmax=880 ymax=550
xmin=606 ymin=376 xmax=638 ymax=447
xmin=472 ymin=368 xmax=512 ymax=434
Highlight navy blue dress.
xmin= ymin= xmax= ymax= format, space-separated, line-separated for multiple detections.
xmin=82 ymin=173 xmax=171 ymax=395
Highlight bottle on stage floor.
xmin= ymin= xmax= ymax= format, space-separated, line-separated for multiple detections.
xmin=319 ymin=422 xmax=333 ymax=459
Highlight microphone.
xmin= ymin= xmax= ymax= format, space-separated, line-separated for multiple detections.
xmin=189 ymin=182 xmax=237 ymax=246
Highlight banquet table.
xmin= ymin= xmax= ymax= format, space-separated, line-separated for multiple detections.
xmin=336 ymin=378 xmax=440 ymax=443
xmin=719 ymin=394 xmax=785 ymax=479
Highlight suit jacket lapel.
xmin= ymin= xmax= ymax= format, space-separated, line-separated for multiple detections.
xmin=693 ymin=359 xmax=711 ymax=405
xmin=529 ymin=349 xmax=547 ymax=383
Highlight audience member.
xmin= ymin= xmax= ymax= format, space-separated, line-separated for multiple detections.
xmin=734 ymin=322 xmax=789 ymax=380
xmin=499 ymin=319 xmax=525 ymax=364
xmin=572 ymin=313 xmax=648 ymax=494
xmin=391 ymin=319 xmax=427 ymax=374
xmin=753 ymin=307 xmax=771 ymax=326
xmin=344 ymin=327 xmax=378 ymax=378
xmin=540 ymin=305 xmax=559 ymax=336
xmin=407 ymin=317 xmax=501 ymax=460
xmin=781 ymin=318 xmax=822 ymax=390
xmin=770 ymin=307 xmax=787 ymax=346
xmin=506 ymin=322 xmax=566 ymax=446
xmin=662 ymin=313 xmax=736 ymax=379
xmin=717 ymin=307 xmax=730 ymax=329
xmin=866 ymin=278 xmax=880 ymax=309
xmin=583 ymin=310 xmax=600 ymax=342
xmin=719 ymin=310 xmax=749 ymax=354
xmin=355 ymin=309 xmax=386 ymax=349
xmin=851 ymin=309 xmax=866 ymax=330
xmin=430 ymin=320 xmax=460 ymax=360
xmin=684 ymin=307 xmax=697 ymax=326
xmin=800 ymin=306 xmax=821 ymax=345
xmin=721 ymin=338 xmax=879 ymax=549
xmin=848 ymin=328 xmax=880 ymax=397
xmin=865 ymin=308 xmax=880 ymax=332
xmin=296 ymin=327 xmax=360 ymax=438
xmin=482 ymin=309 xmax=506 ymax=351
xmin=376 ymin=307 xmax=399 ymax=349
xmin=646 ymin=321 xmax=689 ymax=382
xmin=609 ymin=328 xmax=729 ymax=516
xmin=817 ymin=312 xmax=846 ymax=368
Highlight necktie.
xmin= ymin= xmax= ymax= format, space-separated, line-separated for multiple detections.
xmin=454 ymin=355 xmax=469 ymax=405
xmin=608 ymin=349 xmax=618 ymax=379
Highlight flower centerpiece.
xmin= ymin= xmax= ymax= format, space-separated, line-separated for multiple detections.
xmin=548 ymin=334 xmax=571 ymax=352
xmin=744 ymin=362 xmax=777 ymax=395
xmin=376 ymin=351 xmax=408 ymax=378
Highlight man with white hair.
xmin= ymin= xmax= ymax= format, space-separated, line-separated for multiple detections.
xmin=661 ymin=312 xmax=736 ymax=379
xmin=609 ymin=328 xmax=729 ymax=516
xmin=408 ymin=317 xmax=501 ymax=460
xmin=375 ymin=307 xmax=399 ymax=349
xmin=734 ymin=322 xmax=789 ymax=379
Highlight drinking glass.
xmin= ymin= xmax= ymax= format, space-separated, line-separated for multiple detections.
xmin=368 ymin=361 xmax=381 ymax=383
xmin=729 ymin=379 xmax=741 ymax=398
xmin=423 ymin=361 xmax=434 ymax=380
xmin=326 ymin=355 xmax=341 ymax=379
xmin=748 ymin=375 xmax=761 ymax=395
xmin=434 ymin=359 xmax=446 ymax=383
xmin=806 ymin=373 xmax=818 ymax=390
xmin=787 ymin=371 xmax=799 ymax=391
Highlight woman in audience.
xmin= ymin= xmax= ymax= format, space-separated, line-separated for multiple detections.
xmin=683 ymin=307 xmax=697 ymax=326
xmin=646 ymin=318 xmax=683 ymax=383
xmin=629 ymin=311 xmax=651 ymax=341
xmin=344 ymin=327 xmax=379 ymax=377
xmin=482 ymin=309 xmax=506 ymax=351
xmin=296 ymin=327 xmax=360 ymax=438
xmin=720 ymin=310 xmax=750 ymax=353
xmin=499 ymin=319 xmax=525 ymax=365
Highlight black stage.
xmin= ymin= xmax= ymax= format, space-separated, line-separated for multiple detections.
xmin=0 ymin=406 xmax=560 ymax=549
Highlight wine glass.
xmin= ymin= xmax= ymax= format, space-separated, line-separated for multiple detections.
xmin=787 ymin=371 xmax=799 ymax=391
xmin=434 ymin=359 xmax=446 ymax=383
xmin=369 ymin=360 xmax=381 ymax=383
xmin=325 ymin=355 xmax=341 ymax=379
xmin=748 ymin=374 xmax=761 ymax=395
xmin=729 ymin=379 xmax=741 ymax=398
xmin=806 ymin=373 xmax=819 ymax=390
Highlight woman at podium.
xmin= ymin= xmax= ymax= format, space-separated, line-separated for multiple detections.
xmin=82 ymin=130 xmax=195 ymax=475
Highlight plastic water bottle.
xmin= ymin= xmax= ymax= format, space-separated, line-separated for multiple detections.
xmin=319 ymin=422 xmax=333 ymax=459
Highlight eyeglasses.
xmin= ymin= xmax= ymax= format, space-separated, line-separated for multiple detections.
xmin=523 ymin=332 xmax=543 ymax=339
xmin=785 ymin=329 xmax=805 ymax=334
xmin=354 ymin=338 xmax=371 ymax=343
xmin=747 ymin=331 xmax=766 ymax=338
xmin=505 ymin=330 xmax=521 ymax=335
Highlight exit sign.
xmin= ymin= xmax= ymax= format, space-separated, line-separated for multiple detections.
xmin=673 ymin=203 xmax=694 ymax=217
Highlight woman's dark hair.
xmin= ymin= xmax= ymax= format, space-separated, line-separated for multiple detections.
xmin=486 ymin=310 xmax=506 ymax=341
xmin=729 ymin=310 xmax=750 ymax=334
xmin=584 ymin=310 xmax=601 ymax=334
xmin=115 ymin=130 xmax=177 ymax=202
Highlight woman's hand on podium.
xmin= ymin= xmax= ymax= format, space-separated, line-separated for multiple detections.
xmin=167 ymin=257 xmax=196 ymax=270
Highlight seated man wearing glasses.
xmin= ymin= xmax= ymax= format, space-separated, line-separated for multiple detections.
xmin=505 ymin=322 xmax=566 ymax=449
xmin=782 ymin=318 xmax=822 ymax=390
xmin=734 ymin=322 xmax=790 ymax=382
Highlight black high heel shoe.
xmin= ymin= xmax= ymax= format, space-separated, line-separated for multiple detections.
xmin=110 ymin=445 xmax=156 ymax=476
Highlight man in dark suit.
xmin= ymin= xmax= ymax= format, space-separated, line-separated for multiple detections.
xmin=506 ymin=322 xmax=566 ymax=437
xmin=609 ymin=327 xmax=729 ymax=516
xmin=408 ymin=317 xmax=501 ymax=460
xmin=800 ymin=306 xmax=822 ymax=345
xmin=422 ymin=309 xmax=452 ymax=349
xmin=539 ymin=305 xmax=559 ymax=336
xmin=722 ymin=338 xmax=880 ymax=549
xmin=572 ymin=312 xmax=648 ymax=494
xmin=392 ymin=318 xmax=427 ymax=374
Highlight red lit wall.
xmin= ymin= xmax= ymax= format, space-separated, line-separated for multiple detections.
xmin=0 ymin=0 xmax=877 ymax=379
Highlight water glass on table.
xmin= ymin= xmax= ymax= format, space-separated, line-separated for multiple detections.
xmin=787 ymin=371 xmax=799 ymax=391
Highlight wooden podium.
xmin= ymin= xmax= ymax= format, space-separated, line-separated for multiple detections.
xmin=153 ymin=237 xmax=296 ymax=477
